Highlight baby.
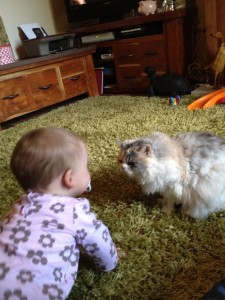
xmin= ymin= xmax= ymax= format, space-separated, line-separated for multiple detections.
xmin=0 ymin=127 xmax=118 ymax=300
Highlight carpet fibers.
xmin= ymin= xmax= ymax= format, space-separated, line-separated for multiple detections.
xmin=1 ymin=95 xmax=225 ymax=299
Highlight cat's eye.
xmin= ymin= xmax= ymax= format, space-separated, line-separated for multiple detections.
xmin=127 ymin=162 xmax=135 ymax=167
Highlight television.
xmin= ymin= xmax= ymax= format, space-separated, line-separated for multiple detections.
xmin=64 ymin=0 xmax=139 ymax=27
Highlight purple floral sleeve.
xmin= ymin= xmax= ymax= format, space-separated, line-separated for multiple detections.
xmin=73 ymin=198 xmax=118 ymax=271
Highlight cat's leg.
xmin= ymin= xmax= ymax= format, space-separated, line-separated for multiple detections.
xmin=182 ymin=187 xmax=225 ymax=219
xmin=183 ymin=205 xmax=209 ymax=219
xmin=181 ymin=196 xmax=211 ymax=219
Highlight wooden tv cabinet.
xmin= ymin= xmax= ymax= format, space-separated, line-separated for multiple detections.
xmin=0 ymin=46 xmax=98 ymax=129
xmin=73 ymin=8 xmax=195 ymax=94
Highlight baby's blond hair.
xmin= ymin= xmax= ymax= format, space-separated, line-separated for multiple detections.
xmin=10 ymin=127 xmax=85 ymax=191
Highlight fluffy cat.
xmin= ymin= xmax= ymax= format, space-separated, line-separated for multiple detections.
xmin=117 ymin=131 xmax=225 ymax=219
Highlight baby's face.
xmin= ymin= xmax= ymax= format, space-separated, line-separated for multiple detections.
xmin=72 ymin=143 xmax=91 ymax=197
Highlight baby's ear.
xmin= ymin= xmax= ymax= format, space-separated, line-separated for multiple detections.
xmin=62 ymin=169 xmax=75 ymax=188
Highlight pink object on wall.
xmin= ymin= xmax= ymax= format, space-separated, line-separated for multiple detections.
xmin=0 ymin=44 xmax=15 ymax=65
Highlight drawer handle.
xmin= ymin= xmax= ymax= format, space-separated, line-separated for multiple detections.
xmin=2 ymin=93 xmax=19 ymax=100
xmin=122 ymin=54 xmax=134 ymax=58
xmin=68 ymin=76 xmax=80 ymax=81
xmin=144 ymin=51 xmax=158 ymax=56
xmin=38 ymin=84 xmax=53 ymax=90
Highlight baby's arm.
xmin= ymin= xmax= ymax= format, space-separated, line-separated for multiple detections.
xmin=74 ymin=199 xmax=118 ymax=271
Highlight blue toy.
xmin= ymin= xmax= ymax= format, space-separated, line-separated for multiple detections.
xmin=169 ymin=95 xmax=181 ymax=106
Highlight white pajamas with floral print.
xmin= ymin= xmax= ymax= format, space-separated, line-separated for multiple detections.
xmin=0 ymin=192 xmax=118 ymax=300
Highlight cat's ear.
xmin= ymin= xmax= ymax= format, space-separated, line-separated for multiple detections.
xmin=116 ymin=140 xmax=123 ymax=147
xmin=116 ymin=140 xmax=132 ymax=148
xmin=140 ymin=144 xmax=151 ymax=156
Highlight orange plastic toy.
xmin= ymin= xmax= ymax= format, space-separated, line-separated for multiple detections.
xmin=188 ymin=88 xmax=225 ymax=110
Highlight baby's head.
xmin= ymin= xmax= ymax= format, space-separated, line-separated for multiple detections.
xmin=10 ymin=127 xmax=90 ymax=196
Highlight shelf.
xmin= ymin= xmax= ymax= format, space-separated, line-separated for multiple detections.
xmin=72 ymin=8 xmax=194 ymax=35
xmin=0 ymin=46 xmax=96 ymax=75
xmin=94 ymin=59 xmax=114 ymax=63
xmin=85 ymin=8 xmax=195 ymax=95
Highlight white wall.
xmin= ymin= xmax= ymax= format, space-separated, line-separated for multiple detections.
xmin=0 ymin=0 xmax=70 ymax=59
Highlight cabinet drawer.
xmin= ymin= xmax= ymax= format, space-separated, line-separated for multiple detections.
xmin=117 ymin=66 xmax=142 ymax=89
xmin=27 ymin=68 xmax=63 ymax=106
xmin=141 ymin=39 xmax=166 ymax=70
xmin=0 ymin=76 xmax=30 ymax=122
xmin=117 ymin=65 xmax=151 ymax=92
xmin=62 ymin=73 xmax=87 ymax=99
xmin=114 ymin=44 xmax=140 ymax=65
xmin=60 ymin=59 xmax=85 ymax=77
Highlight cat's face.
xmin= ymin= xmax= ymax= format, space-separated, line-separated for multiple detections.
xmin=117 ymin=133 xmax=182 ymax=194
xmin=117 ymin=140 xmax=152 ymax=179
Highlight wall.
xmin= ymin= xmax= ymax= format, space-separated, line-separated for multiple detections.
xmin=0 ymin=0 xmax=70 ymax=59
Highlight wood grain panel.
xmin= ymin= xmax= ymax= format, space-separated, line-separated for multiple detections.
xmin=0 ymin=76 xmax=30 ymax=122
xmin=59 ymin=59 xmax=85 ymax=77
xmin=62 ymin=73 xmax=87 ymax=99
xmin=0 ymin=47 xmax=98 ymax=129
xmin=26 ymin=68 xmax=63 ymax=106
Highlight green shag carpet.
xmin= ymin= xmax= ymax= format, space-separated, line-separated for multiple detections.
xmin=1 ymin=95 xmax=225 ymax=300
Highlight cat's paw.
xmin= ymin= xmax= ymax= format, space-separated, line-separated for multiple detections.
xmin=161 ymin=204 xmax=175 ymax=213
xmin=160 ymin=200 xmax=175 ymax=213
xmin=184 ymin=208 xmax=209 ymax=219
xmin=158 ymin=197 xmax=167 ymax=208
xmin=159 ymin=198 xmax=180 ymax=214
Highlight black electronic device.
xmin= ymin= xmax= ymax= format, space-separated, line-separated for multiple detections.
xmin=64 ymin=0 xmax=138 ymax=27
xmin=120 ymin=26 xmax=145 ymax=37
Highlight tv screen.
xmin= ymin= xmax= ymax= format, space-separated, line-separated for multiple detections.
xmin=64 ymin=0 xmax=138 ymax=26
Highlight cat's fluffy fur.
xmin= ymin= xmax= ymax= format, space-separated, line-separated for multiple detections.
xmin=117 ymin=131 xmax=225 ymax=219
